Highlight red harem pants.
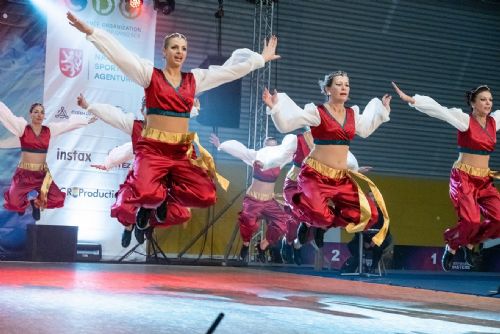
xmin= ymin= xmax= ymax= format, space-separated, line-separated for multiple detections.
xmin=291 ymin=159 xmax=379 ymax=230
xmin=115 ymin=132 xmax=217 ymax=211
xmin=446 ymin=162 xmax=500 ymax=250
xmin=4 ymin=164 xmax=65 ymax=213
xmin=111 ymin=170 xmax=191 ymax=228
xmin=238 ymin=191 xmax=289 ymax=246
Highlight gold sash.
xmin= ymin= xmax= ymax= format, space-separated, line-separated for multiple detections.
xmin=304 ymin=157 xmax=390 ymax=246
xmin=286 ymin=165 xmax=301 ymax=181
xmin=142 ymin=128 xmax=229 ymax=191
xmin=246 ymin=189 xmax=275 ymax=201
xmin=453 ymin=161 xmax=499 ymax=179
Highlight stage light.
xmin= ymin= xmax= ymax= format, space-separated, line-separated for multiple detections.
xmin=154 ymin=0 xmax=175 ymax=15
xmin=128 ymin=0 xmax=143 ymax=9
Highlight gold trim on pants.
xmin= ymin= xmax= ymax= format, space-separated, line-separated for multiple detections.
xmin=18 ymin=162 xmax=47 ymax=172
xmin=142 ymin=127 xmax=229 ymax=190
xmin=453 ymin=160 xmax=499 ymax=179
xmin=304 ymin=157 xmax=390 ymax=246
xmin=246 ymin=189 xmax=275 ymax=201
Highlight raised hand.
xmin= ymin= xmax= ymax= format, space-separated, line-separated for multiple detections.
xmin=262 ymin=87 xmax=279 ymax=109
xmin=67 ymin=12 xmax=94 ymax=35
xmin=209 ymin=133 xmax=221 ymax=148
xmin=193 ymin=98 xmax=200 ymax=110
xmin=88 ymin=115 xmax=98 ymax=124
xmin=77 ymin=93 xmax=88 ymax=109
xmin=261 ymin=35 xmax=280 ymax=63
xmin=357 ymin=166 xmax=373 ymax=174
xmin=392 ymin=82 xmax=416 ymax=104
xmin=91 ymin=164 xmax=108 ymax=171
xmin=381 ymin=94 xmax=392 ymax=113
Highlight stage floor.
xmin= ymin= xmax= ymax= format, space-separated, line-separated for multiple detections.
xmin=0 ymin=262 xmax=498 ymax=334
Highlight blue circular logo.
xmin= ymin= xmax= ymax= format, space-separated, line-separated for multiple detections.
xmin=65 ymin=0 xmax=88 ymax=12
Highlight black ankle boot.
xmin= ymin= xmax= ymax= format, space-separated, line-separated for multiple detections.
xmin=462 ymin=247 xmax=477 ymax=266
xmin=240 ymin=245 xmax=249 ymax=261
xmin=121 ymin=228 xmax=133 ymax=248
xmin=136 ymin=207 xmax=152 ymax=230
xmin=256 ymin=244 xmax=267 ymax=263
xmin=155 ymin=200 xmax=168 ymax=222
xmin=297 ymin=223 xmax=309 ymax=245
xmin=441 ymin=246 xmax=455 ymax=272
xmin=313 ymin=228 xmax=326 ymax=249
xmin=30 ymin=200 xmax=40 ymax=221
xmin=134 ymin=225 xmax=145 ymax=244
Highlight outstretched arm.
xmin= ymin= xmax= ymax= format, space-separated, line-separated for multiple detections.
xmin=354 ymin=95 xmax=391 ymax=138
xmin=67 ymin=12 xmax=153 ymax=88
xmin=491 ymin=110 xmax=500 ymax=131
xmin=91 ymin=142 xmax=134 ymax=171
xmin=0 ymin=135 xmax=20 ymax=149
xmin=192 ymin=36 xmax=279 ymax=94
xmin=255 ymin=134 xmax=297 ymax=170
xmin=78 ymin=94 xmax=134 ymax=135
xmin=263 ymin=88 xmax=321 ymax=133
xmin=0 ymin=101 xmax=28 ymax=137
xmin=392 ymin=82 xmax=469 ymax=131
xmin=211 ymin=134 xmax=257 ymax=166
xmin=47 ymin=114 xmax=94 ymax=138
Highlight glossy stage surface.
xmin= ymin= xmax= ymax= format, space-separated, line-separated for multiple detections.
xmin=0 ymin=261 xmax=498 ymax=334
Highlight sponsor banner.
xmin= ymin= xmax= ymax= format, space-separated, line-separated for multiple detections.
xmin=41 ymin=0 xmax=156 ymax=259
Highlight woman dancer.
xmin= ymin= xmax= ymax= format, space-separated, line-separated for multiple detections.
xmin=282 ymin=130 xmax=367 ymax=264
xmin=392 ymin=82 xmax=499 ymax=271
xmin=262 ymin=70 xmax=391 ymax=248
xmin=209 ymin=133 xmax=296 ymax=262
xmin=77 ymin=95 xmax=197 ymax=247
xmin=67 ymin=12 xmax=280 ymax=230
xmin=0 ymin=101 xmax=93 ymax=220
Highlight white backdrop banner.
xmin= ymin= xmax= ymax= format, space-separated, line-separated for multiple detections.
xmin=41 ymin=0 xmax=157 ymax=259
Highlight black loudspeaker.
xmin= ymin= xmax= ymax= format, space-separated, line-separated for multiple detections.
xmin=26 ymin=224 xmax=78 ymax=262
xmin=196 ymin=55 xmax=242 ymax=128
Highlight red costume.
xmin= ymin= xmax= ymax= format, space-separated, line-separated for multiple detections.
xmin=283 ymin=133 xmax=311 ymax=243
xmin=110 ymin=120 xmax=192 ymax=228
xmin=446 ymin=116 xmax=499 ymax=249
xmin=4 ymin=126 xmax=65 ymax=212
xmin=238 ymin=164 xmax=289 ymax=246
xmin=291 ymin=106 xmax=380 ymax=234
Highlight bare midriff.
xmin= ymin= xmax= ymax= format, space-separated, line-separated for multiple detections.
xmin=457 ymin=153 xmax=490 ymax=169
xmin=21 ymin=151 xmax=47 ymax=165
xmin=147 ymin=114 xmax=190 ymax=133
xmin=248 ymin=179 xmax=276 ymax=195
xmin=309 ymin=144 xmax=349 ymax=170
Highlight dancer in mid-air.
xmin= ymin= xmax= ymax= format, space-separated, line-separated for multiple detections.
xmin=392 ymin=82 xmax=499 ymax=271
xmin=68 ymin=12 xmax=280 ymax=231
xmin=0 ymin=101 xmax=93 ymax=220
xmin=209 ymin=133 xmax=296 ymax=262
xmin=263 ymin=70 xmax=391 ymax=249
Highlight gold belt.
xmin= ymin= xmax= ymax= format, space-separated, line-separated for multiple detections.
xmin=141 ymin=127 xmax=229 ymax=191
xmin=246 ymin=190 xmax=275 ymax=201
xmin=141 ymin=127 xmax=195 ymax=144
xmin=453 ymin=161 xmax=499 ymax=179
xmin=18 ymin=162 xmax=48 ymax=172
xmin=304 ymin=157 xmax=349 ymax=179
xmin=304 ymin=157 xmax=390 ymax=246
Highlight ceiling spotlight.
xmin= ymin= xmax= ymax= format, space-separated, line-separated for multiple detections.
xmin=154 ymin=0 xmax=175 ymax=15
xmin=128 ymin=0 xmax=143 ymax=8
